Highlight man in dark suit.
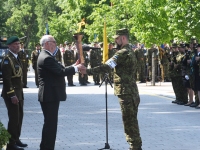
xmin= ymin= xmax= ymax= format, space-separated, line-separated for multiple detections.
xmin=1 ymin=36 xmax=28 ymax=150
xmin=37 ymin=35 xmax=86 ymax=150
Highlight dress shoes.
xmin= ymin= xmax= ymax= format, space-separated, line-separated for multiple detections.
xmin=190 ymin=103 xmax=199 ymax=107
xmin=23 ymin=86 xmax=29 ymax=88
xmin=80 ymin=83 xmax=87 ymax=86
xmin=6 ymin=144 xmax=24 ymax=150
xmin=195 ymin=105 xmax=200 ymax=109
xmin=16 ymin=140 xmax=28 ymax=147
xmin=184 ymin=102 xmax=194 ymax=106
xmin=177 ymin=101 xmax=187 ymax=105
xmin=172 ymin=100 xmax=179 ymax=104
xmin=86 ymin=81 xmax=91 ymax=84
xmin=68 ymin=84 xmax=76 ymax=86
xmin=95 ymin=82 xmax=100 ymax=85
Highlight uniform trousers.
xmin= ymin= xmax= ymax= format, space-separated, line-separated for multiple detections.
xmin=67 ymin=75 xmax=73 ymax=85
xmin=40 ymin=101 xmax=60 ymax=150
xmin=4 ymin=98 xmax=24 ymax=145
xmin=118 ymin=95 xmax=142 ymax=150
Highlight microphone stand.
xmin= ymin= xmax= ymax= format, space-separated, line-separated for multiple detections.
xmin=98 ymin=73 xmax=113 ymax=150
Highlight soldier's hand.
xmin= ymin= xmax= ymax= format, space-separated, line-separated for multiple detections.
xmin=74 ymin=59 xmax=80 ymax=65
xmin=11 ymin=96 xmax=19 ymax=104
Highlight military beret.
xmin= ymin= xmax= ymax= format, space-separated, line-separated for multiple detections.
xmin=6 ymin=36 xmax=19 ymax=45
xmin=112 ymin=28 xmax=129 ymax=38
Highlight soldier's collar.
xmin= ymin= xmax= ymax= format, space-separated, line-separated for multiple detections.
xmin=9 ymin=50 xmax=18 ymax=59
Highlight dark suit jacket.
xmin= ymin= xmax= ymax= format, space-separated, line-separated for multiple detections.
xmin=1 ymin=52 xmax=24 ymax=100
xmin=37 ymin=50 xmax=75 ymax=102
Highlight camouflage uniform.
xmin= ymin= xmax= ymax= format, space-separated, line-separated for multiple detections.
xmin=108 ymin=48 xmax=117 ymax=82
xmin=63 ymin=49 xmax=78 ymax=86
xmin=87 ymin=44 xmax=142 ymax=150
xmin=134 ymin=48 xmax=145 ymax=82
xmin=146 ymin=48 xmax=159 ymax=81
xmin=31 ymin=49 xmax=40 ymax=87
xmin=18 ymin=48 xmax=29 ymax=87
xmin=89 ymin=48 xmax=102 ymax=85
xmin=79 ymin=51 xmax=89 ymax=85
xmin=159 ymin=47 xmax=170 ymax=82
xmin=170 ymin=50 xmax=188 ymax=104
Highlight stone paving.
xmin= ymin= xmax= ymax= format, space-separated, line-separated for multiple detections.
xmin=0 ymin=71 xmax=200 ymax=150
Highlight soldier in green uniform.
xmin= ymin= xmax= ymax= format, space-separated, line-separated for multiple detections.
xmin=63 ymin=43 xmax=78 ymax=86
xmin=31 ymin=43 xmax=41 ymax=88
xmin=171 ymin=44 xmax=188 ymax=105
xmin=1 ymin=36 xmax=28 ymax=150
xmin=18 ymin=42 xmax=29 ymax=88
xmin=108 ymin=43 xmax=117 ymax=82
xmin=89 ymin=43 xmax=102 ymax=85
xmin=54 ymin=46 xmax=62 ymax=63
xmin=87 ymin=29 xmax=142 ymax=150
xmin=146 ymin=45 xmax=159 ymax=81
xmin=79 ymin=51 xmax=89 ymax=85
xmin=134 ymin=44 xmax=146 ymax=83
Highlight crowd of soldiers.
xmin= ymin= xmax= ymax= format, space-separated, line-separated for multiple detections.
xmin=19 ymin=37 xmax=200 ymax=109
xmin=133 ymin=38 xmax=200 ymax=109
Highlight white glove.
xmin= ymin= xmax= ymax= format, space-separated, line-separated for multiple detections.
xmin=185 ymin=75 xmax=189 ymax=80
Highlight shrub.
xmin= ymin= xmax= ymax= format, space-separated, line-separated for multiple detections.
xmin=0 ymin=122 xmax=10 ymax=148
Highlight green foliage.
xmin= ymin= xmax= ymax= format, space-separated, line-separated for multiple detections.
xmin=0 ymin=122 xmax=10 ymax=148
xmin=1 ymin=0 xmax=200 ymax=48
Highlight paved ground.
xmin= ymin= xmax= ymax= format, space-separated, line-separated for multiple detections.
xmin=0 ymin=71 xmax=200 ymax=150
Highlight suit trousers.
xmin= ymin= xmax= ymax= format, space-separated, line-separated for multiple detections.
xmin=34 ymin=68 xmax=39 ymax=86
xmin=40 ymin=101 xmax=60 ymax=150
xmin=67 ymin=75 xmax=73 ymax=85
xmin=4 ymin=98 xmax=24 ymax=145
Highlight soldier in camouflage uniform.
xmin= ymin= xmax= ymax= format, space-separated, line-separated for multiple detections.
xmin=79 ymin=51 xmax=89 ymax=85
xmin=87 ymin=29 xmax=142 ymax=150
xmin=18 ymin=42 xmax=29 ymax=88
xmin=146 ymin=45 xmax=159 ymax=81
xmin=31 ymin=43 xmax=41 ymax=88
xmin=108 ymin=43 xmax=117 ymax=82
xmin=63 ymin=43 xmax=78 ymax=86
xmin=1 ymin=36 xmax=28 ymax=149
xmin=170 ymin=44 xmax=188 ymax=105
xmin=89 ymin=43 xmax=102 ymax=85
xmin=134 ymin=44 xmax=146 ymax=83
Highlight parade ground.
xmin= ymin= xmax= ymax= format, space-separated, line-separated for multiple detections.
xmin=0 ymin=71 xmax=200 ymax=150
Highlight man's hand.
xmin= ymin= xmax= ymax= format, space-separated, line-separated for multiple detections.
xmin=11 ymin=96 xmax=19 ymax=104
xmin=76 ymin=64 xmax=87 ymax=74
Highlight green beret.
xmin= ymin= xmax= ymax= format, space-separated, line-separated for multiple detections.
xmin=6 ymin=36 xmax=19 ymax=45
xmin=112 ymin=28 xmax=129 ymax=38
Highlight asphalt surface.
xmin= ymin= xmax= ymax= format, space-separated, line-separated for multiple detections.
xmin=0 ymin=71 xmax=200 ymax=150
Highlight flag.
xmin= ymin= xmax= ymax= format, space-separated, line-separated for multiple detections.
xmin=46 ymin=23 xmax=49 ymax=35
xmin=102 ymin=22 xmax=108 ymax=64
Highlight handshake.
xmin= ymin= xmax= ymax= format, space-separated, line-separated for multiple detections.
xmin=74 ymin=59 xmax=87 ymax=74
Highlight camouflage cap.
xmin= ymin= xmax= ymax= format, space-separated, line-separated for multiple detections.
xmin=6 ymin=36 xmax=19 ymax=45
xmin=35 ymin=43 xmax=40 ymax=46
xmin=112 ymin=28 xmax=129 ymax=38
